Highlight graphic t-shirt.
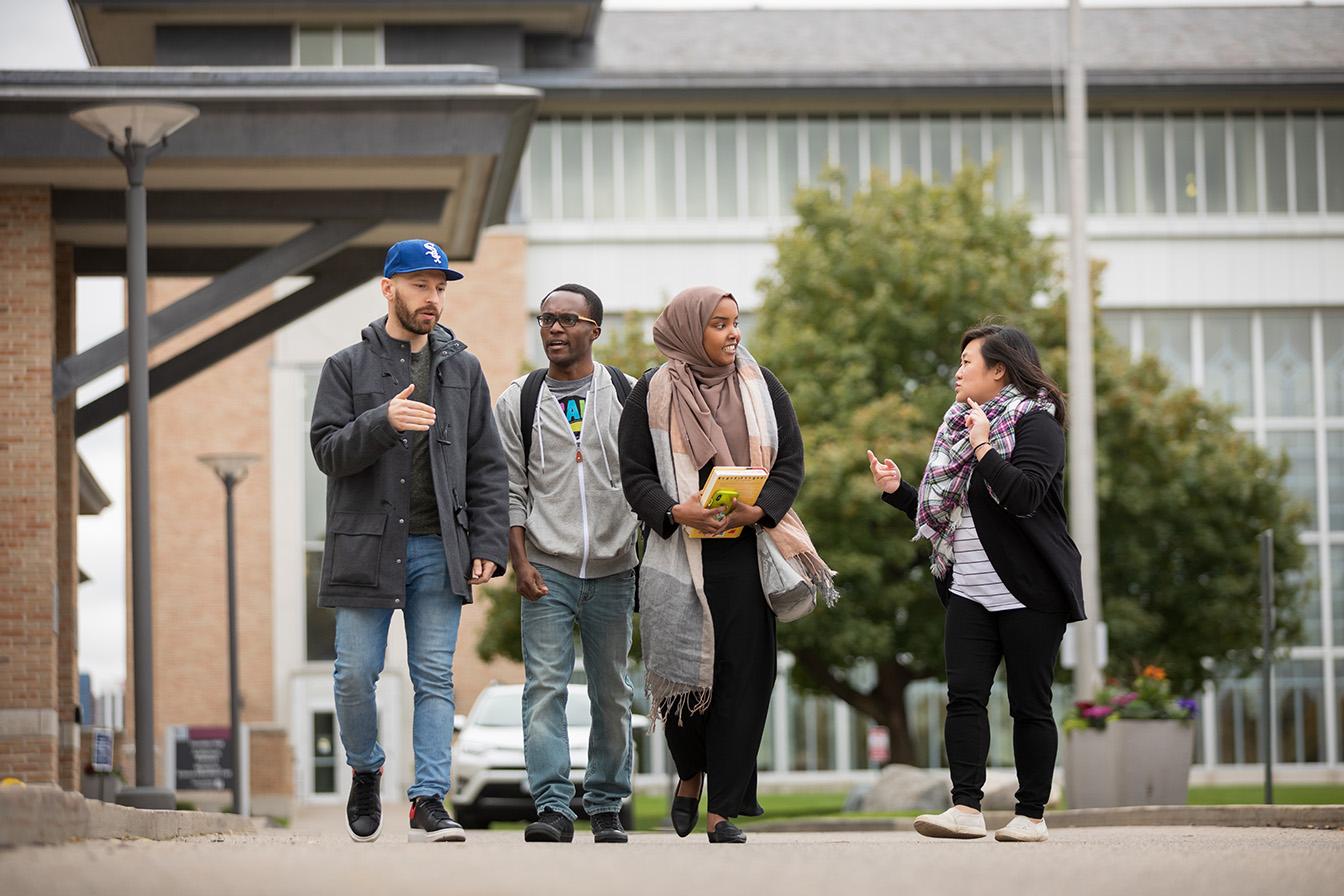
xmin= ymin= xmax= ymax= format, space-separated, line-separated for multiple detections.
xmin=546 ymin=373 xmax=592 ymax=447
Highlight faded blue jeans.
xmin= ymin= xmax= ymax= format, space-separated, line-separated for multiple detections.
xmin=333 ymin=534 xmax=463 ymax=801
xmin=521 ymin=564 xmax=635 ymax=819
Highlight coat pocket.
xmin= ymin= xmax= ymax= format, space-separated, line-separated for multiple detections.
xmin=328 ymin=511 xmax=387 ymax=588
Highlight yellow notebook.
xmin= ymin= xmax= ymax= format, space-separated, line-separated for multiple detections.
xmin=687 ymin=466 xmax=769 ymax=539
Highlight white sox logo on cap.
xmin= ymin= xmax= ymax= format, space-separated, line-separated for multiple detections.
xmin=424 ymin=242 xmax=443 ymax=264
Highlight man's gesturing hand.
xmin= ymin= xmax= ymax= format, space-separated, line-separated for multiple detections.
xmin=387 ymin=384 xmax=436 ymax=432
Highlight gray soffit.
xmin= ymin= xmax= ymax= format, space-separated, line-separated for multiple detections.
xmin=70 ymin=1 xmax=603 ymax=65
xmin=517 ymin=6 xmax=1344 ymax=95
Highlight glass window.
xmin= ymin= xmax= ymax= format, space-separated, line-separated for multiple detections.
xmin=591 ymin=119 xmax=614 ymax=220
xmin=1232 ymin=115 xmax=1259 ymax=214
xmin=341 ymin=28 xmax=377 ymax=66
xmin=1140 ymin=115 xmax=1167 ymax=214
xmin=1052 ymin=118 xmax=1068 ymax=216
xmin=928 ymin=116 xmax=952 ymax=183
xmin=1325 ymin=115 xmax=1344 ymax=213
xmin=1276 ymin=660 xmax=1326 ymax=763
xmin=1201 ymin=312 xmax=1253 ymax=416
xmin=1265 ymin=430 xmax=1317 ymax=529
xmin=777 ymin=118 xmax=800 ymax=213
xmin=1333 ymin=551 xmax=1344 ymax=650
xmin=838 ymin=116 xmax=861 ymax=198
xmin=745 ymin=118 xmax=769 ymax=217
xmin=1262 ymin=312 xmax=1314 ymax=417
xmin=1020 ymin=115 xmax=1045 ymax=213
xmin=1217 ymin=676 xmax=1263 ymax=764
xmin=1088 ymin=118 xmax=1106 ymax=214
xmin=1101 ymin=311 xmax=1131 ymax=353
xmin=306 ymin=550 xmax=336 ymax=661
xmin=1113 ymin=115 xmax=1137 ymax=214
xmin=313 ymin=712 xmax=336 ymax=794
xmin=806 ymin=116 xmax=830 ymax=184
xmin=990 ymin=116 xmax=1013 ymax=206
xmin=1324 ymin=312 xmax=1344 ymax=416
xmin=868 ymin=116 xmax=892 ymax=183
xmin=1289 ymin=547 xmax=1321 ymax=647
xmin=1173 ymin=117 xmax=1197 ymax=214
xmin=1141 ymin=311 xmax=1192 ymax=386
xmin=526 ymin=121 xmax=553 ymax=221
xmin=559 ymin=119 xmax=584 ymax=219
xmin=900 ymin=116 xmax=923 ymax=182
xmin=621 ymin=119 xmax=646 ymax=219
xmin=1293 ymin=115 xmax=1320 ymax=214
xmin=652 ymin=118 xmax=677 ymax=218
xmin=297 ymin=28 xmax=336 ymax=66
xmin=1328 ymin=431 xmax=1344 ymax=532
xmin=712 ymin=118 xmax=735 ymax=218
xmin=1202 ymin=115 xmax=1229 ymax=214
xmin=683 ymin=118 xmax=708 ymax=218
xmin=960 ymin=116 xmax=984 ymax=172
xmin=1263 ymin=114 xmax=1289 ymax=213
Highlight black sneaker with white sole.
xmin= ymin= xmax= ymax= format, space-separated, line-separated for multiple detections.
xmin=408 ymin=796 xmax=466 ymax=843
xmin=524 ymin=809 xmax=575 ymax=842
xmin=345 ymin=768 xmax=383 ymax=843
xmin=590 ymin=811 xmax=628 ymax=844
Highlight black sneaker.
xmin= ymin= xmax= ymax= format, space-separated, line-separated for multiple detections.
xmin=345 ymin=768 xmax=383 ymax=843
xmin=590 ymin=811 xmax=628 ymax=844
xmin=524 ymin=808 xmax=575 ymax=843
xmin=408 ymin=796 xmax=466 ymax=843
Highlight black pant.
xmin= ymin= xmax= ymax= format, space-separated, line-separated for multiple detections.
xmin=663 ymin=529 xmax=776 ymax=819
xmin=943 ymin=595 xmax=1066 ymax=819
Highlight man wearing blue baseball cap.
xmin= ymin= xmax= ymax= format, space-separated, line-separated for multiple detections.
xmin=310 ymin=238 xmax=508 ymax=844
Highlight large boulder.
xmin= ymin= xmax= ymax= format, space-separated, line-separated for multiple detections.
xmin=857 ymin=764 xmax=951 ymax=813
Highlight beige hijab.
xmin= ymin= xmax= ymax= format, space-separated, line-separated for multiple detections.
xmin=651 ymin=286 xmax=749 ymax=469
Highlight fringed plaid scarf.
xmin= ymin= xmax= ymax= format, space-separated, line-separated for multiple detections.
xmin=640 ymin=346 xmax=837 ymax=726
xmin=915 ymin=384 xmax=1055 ymax=579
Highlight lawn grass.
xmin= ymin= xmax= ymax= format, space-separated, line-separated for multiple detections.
xmin=1186 ymin=783 xmax=1344 ymax=805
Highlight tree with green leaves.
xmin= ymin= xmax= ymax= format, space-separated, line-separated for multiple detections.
xmin=751 ymin=167 xmax=1304 ymax=765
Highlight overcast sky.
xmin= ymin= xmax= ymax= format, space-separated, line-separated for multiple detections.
xmin=1 ymin=0 xmax=1336 ymax=694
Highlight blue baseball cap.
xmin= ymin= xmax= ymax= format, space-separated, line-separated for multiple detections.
xmin=383 ymin=239 xmax=464 ymax=281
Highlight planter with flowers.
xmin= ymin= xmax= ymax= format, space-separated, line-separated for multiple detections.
xmin=1062 ymin=665 xmax=1198 ymax=809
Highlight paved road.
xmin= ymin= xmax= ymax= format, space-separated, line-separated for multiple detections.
xmin=5 ymin=805 xmax=1342 ymax=896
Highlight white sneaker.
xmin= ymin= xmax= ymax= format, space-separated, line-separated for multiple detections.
xmin=913 ymin=807 xmax=987 ymax=839
xmin=995 ymin=815 xmax=1049 ymax=842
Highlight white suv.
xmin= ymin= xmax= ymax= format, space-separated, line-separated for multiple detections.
xmin=450 ymin=683 xmax=644 ymax=829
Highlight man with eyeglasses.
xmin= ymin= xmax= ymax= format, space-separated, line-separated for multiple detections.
xmin=493 ymin=283 xmax=640 ymax=844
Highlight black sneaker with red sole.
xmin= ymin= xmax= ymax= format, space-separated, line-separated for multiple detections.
xmin=345 ymin=768 xmax=383 ymax=843
xmin=408 ymin=796 xmax=466 ymax=843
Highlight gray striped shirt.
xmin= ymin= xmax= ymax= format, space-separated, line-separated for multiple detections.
xmin=949 ymin=508 xmax=1025 ymax=612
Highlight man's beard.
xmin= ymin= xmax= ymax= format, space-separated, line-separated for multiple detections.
xmin=392 ymin=287 xmax=438 ymax=335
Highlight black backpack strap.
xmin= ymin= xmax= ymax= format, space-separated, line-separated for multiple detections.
xmin=604 ymin=364 xmax=632 ymax=405
xmin=518 ymin=368 xmax=547 ymax=479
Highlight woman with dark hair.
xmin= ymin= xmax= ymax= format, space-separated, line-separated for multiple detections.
xmin=619 ymin=286 xmax=835 ymax=844
xmin=867 ymin=323 xmax=1082 ymax=843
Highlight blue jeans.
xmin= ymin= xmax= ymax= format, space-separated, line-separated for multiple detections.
xmin=521 ymin=564 xmax=635 ymax=819
xmin=333 ymin=534 xmax=463 ymax=801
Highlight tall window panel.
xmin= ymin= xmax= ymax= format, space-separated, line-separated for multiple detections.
xmin=1020 ymin=115 xmax=1046 ymax=213
xmin=838 ymin=116 xmax=861 ymax=198
xmin=528 ymin=120 xmax=554 ymax=220
xmin=1113 ymin=115 xmax=1137 ymax=214
xmin=1264 ymin=430 xmax=1317 ymax=530
xmin=1173 ymin=116 xmax=1198 ymax=215
xmin=1140 ymin=114 xmax=1167 ymax=214
xmin=1101 ymin=310 xmax=1132 ymax=355
xmin=1262 ymin=312 xmax=1314 ymax=417
xmin=1217 ymin=677 xmax=1264 ymax=764
xmin=745 ymin=118 xmax=770 ymax=217
xmin=622 ymin=120 xmax=647 ymax=219
xmin=1201 ymin=312 xmax=1253 ymax=416
xmin=901 ymin=116 xmax=924 ymax=182
xmin=683 ymin=117 xmax=708 ymax=218
xmin=1325 ymin=312 xmax=1344 ymax=417
xmin=1202 ymin=114 xmax=1229 ymax=214
xmin=777 ymin=117 xmax=800 ymax=213
xmin=1141 ymin=311 xmax=1192 ymax=386
xmin=1275 ymin=659 xmax=1326 ymax=763
xmin=928 ymin=116 xmax=952 ymax=183
xmin=1328 ymin=430 xmax=1344 ymax=532
xmin=1334 ymin=551 xmax=1344 ymax=650
xmin=806 ymin=116 xmax=830 ymax=184
xmin=1325 ymin=114 xmax=1344 ymax=213
xmin=592 ymin=120 xmax=615 ymax=220
xmin=711 ymin=118 xmax=734 ymax=218
xmin=652 ymin=118 xmax=677 ymax=218
xmin=961 ymin=116 xmax=984 ymax=173
xmin=1088 ymin=118 xmax=1106 ymax=214
xmin=559 ymin=119 xmax=584 ymax=220
xmin=1232 ymin=115 xmax=1259 ymax=214
xmin=1289 ymin=546 xmax=1322 ymax=646
xmin=1292 ymin=114 xmax=1320 ymax=214
xmin=1262 ymin=114 xmax=1290 ymax=213
xmin=868 ymin=116 xmax=892 ymax=183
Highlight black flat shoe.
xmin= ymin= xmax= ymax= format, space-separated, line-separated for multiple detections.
xmin=670 ymin=777 xmax=703 ymax=838
xmin=707 ymin=820 xmax=747 ymax=844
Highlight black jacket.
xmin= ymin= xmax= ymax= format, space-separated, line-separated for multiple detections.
xmin=618 ymin=367 xmax=804 ymax=539
xmin=883 ymin=410 xmax=1085 ymax=621
xmin=310 ymin=318 xmax=509 ymax=607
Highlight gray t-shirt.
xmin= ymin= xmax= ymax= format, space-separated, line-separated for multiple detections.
xmin=408 ymin=348 xmax=440 ymax=535
xmin=546 ymin=373 xmax=592 ymax=447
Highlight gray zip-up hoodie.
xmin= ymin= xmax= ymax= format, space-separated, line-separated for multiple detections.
xmin=493 ymin=366 xmax=639 ymax=580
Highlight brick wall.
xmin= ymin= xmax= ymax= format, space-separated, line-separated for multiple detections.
xmin=0 ymin=186 xmax=58 ymax=783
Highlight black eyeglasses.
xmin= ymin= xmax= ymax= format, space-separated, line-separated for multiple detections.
xmin=536 ymin=313 xmax=598 ymax=329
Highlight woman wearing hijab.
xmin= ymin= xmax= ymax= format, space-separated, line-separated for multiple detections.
xmin=618 ymin=286 xmax=835 ymax=844
xmin=866 ymin=323 xmax=1082 ymax=844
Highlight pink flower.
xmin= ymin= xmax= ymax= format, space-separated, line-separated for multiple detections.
xmin=1112 ymin=692 xmax=1139 ymax=707
xmin=1082 ymin=705 xmax=1113 ymax=719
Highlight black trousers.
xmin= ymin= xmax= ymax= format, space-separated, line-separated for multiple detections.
xmin=663 ymin=529 xmax=776 ymax=818
xmin=943 ymin=595 xmax=1067 ymax=819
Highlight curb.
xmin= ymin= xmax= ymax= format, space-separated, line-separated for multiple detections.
xmin=748 ymin=804 xmax=1344 ymax=833
xmin=0 ymin=785 xmax=259 ymax=846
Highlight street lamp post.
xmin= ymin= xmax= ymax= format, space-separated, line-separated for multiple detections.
xmin=71 ymin=103 xmax=198 ymax=810
xmin=199 ymin=453 xmax=261 ymax=817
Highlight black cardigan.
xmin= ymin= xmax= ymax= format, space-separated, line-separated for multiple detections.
xmin=883 ymin=410 xmax=1085 ymax=622
xmin=618 ymin=367 xmax=804 ymax=540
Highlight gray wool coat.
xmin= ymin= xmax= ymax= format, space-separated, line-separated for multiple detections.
xmin=310 ymin=317 xmax=509 ymax=608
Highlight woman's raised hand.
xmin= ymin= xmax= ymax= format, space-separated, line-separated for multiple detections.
xmin=867 ymin=449 xmax=902 ymax=494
